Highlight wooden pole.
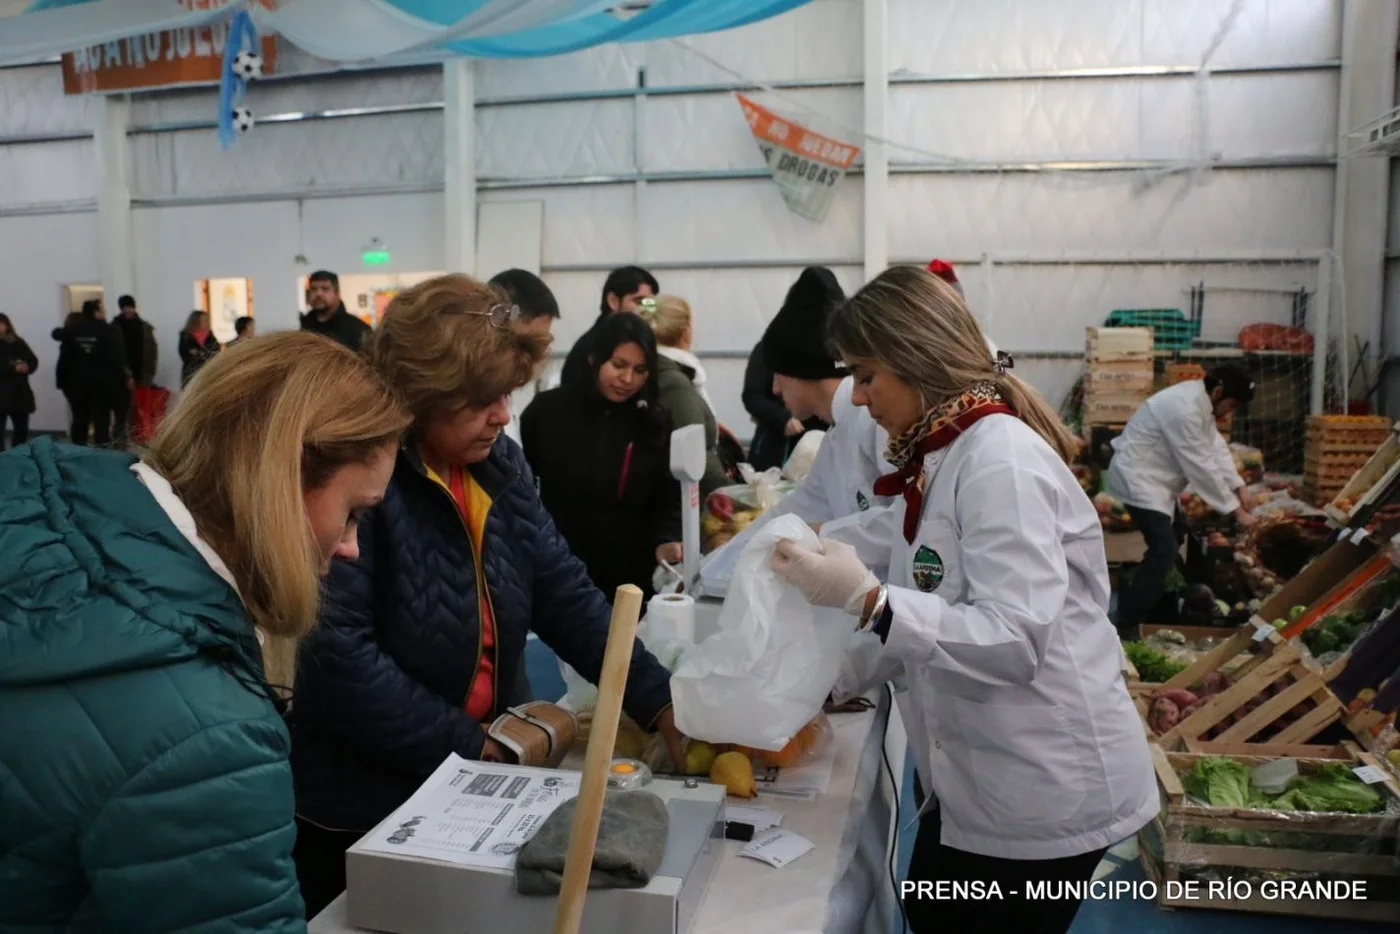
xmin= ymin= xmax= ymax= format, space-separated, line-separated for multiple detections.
xmin=552 ymin=584 xmax=643 ymax=934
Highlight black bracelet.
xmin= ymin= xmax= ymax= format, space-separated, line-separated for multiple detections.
xmin=872 ymin=599 xmax=895 ymax=643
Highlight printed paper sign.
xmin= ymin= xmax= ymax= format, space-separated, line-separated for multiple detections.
xmin=737 ymin=93 xmax=860 ymax=223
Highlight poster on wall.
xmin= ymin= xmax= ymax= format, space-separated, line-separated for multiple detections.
xmin=736 ymin=93 xmax=861 ymax=223
xmin=62 ymin=284 xmax=103 ymax=319
xmin=61 ymin=0 xmax=278 ymax=95
xmin=197 ymin=278 xmax=254 ymax=344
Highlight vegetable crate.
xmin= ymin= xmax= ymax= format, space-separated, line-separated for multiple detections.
xmin=1086 ymin=325 xmax=1154 ymax=363
xmin=1138 ymin=745 xmax=1400 ymax=923
xmin=1133 ymin=627 xmax=1346 ymax=749
xmin=1323 ymin=425 xmax=1400 ymax=525
xmin=1304 ymin=415 xmax=1393 ymax=507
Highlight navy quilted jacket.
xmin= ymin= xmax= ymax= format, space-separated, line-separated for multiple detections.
xmin=0 ymin=438 xmax=304 ymax=932
xmin=288 ymin=439 xmax=673 ymax=831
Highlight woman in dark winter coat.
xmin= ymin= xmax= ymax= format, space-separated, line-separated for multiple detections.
xmin=178 ymin=311 xmax=221 ymax=387
xmin=0 ymin=313 xmax=38 ymax=449
xmin=522 ymin=312 xmax=684 ymax=602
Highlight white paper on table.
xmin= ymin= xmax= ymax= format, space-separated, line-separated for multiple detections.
xmin=355 ymin=754 xmax=581 ymax=869
xmin=739 ymin=830 xmax=815 ymax=869
xmin=725 ymin=805 xmax=784 ymax=832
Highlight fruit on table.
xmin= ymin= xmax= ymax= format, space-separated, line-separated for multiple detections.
xmin=684 ymin=740 xmax=718 ymax=777
xmin=710 ymin=751 xmax=757 ymax=798
xmin=1388 ymin=749 xmax=1400 ymax=770
xmin=1273 ymin=619 xmax=1288 ymax=630
xmin=1289 ymin=605 xmax=1308 ymax=622
xmin=735 ymin=716 xmax=832 ymax=769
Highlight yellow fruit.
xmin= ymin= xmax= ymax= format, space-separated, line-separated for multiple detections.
xmin=684 ymin=740 xmax=717 ymax=776
xmin=613 ymin=723 xmax=648 ymax=761
xmin=710 ymin=751 xmax=757 ymax=798
xmin=1388 ymin=749 xmax=1400 ymax=770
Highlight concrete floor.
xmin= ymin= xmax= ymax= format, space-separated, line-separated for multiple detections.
xmin=523 ymin=638 xmax=1386 ymax=934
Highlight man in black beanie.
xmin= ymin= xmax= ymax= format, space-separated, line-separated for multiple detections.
xmin=761 ymin=266 xmax=848 ymax=427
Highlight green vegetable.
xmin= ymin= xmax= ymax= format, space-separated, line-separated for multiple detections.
xmin=1183 ymin=757 xmax=1266 ymax=809
xmin=1271 ymin=764 xmax=1384 ymax=814
xmin=1123 ymin=642 xmax=1189 ymax=683
xmin=1273 ymin=619 xmax=1287 ymax=630
xmin=1163 ymin=566 xmax=1187 ymax=594
xmin=1289 ymin=605 xmax=1308 ymax=621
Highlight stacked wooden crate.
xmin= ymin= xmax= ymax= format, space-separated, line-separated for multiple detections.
xmin=1084 ymin=327 xmax=1154 ymax=427
xmin=1304 ymin=415 xmax=1393 ymax=506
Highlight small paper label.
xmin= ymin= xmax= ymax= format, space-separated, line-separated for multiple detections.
xmin=739 ymin=830 xmax=814 ymax=869
xmin=1353 ymin=765 xmax=1387 ymax=784
xmin=1351 ymin=527 xmax=1369 ymax=545
xmin=1252 ymin=622 xmax=1272 ymax=642
xmin=725 ymin=806 xmax=784 ymax=832
xmin=1252 ymin=758 xmax=1299 ymax=794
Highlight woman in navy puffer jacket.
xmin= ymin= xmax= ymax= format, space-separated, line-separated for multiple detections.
xmin=288 ymin=274 xmax=685 ymax=919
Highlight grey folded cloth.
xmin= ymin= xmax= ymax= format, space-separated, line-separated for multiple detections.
xmin=515 ymin=790 xmax=670 ymax=896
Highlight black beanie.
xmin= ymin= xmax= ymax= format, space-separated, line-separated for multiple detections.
xmin=762 ymin=267 xmax=848 ymax=380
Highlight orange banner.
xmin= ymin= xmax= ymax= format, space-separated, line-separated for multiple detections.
xmin=61 ymin=0 xmax=277 ymax=95
xmin=737 ymin=93 xmax=860 ymax=170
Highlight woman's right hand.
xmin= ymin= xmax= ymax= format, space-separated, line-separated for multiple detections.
xmin=785 ymin=418 xmax=805 ymax=437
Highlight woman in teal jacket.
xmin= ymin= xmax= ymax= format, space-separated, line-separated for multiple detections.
xmin=0 ymin=331 xmax=409 ymax=933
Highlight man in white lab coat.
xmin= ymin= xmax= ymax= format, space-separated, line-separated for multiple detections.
xmin=1104 ymin=366 xmax=1257 ymax=634
xmin=488 ymin=269 xmax=560 ymax=446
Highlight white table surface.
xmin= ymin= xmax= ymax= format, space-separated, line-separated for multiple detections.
xmin=310 ymin=689 xmax=905 ymax=934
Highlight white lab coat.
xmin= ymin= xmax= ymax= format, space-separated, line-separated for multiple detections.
xmin=863 ymin=414 xmax=1157 ymax=859
xmin=1103 ymin=379 xmax=1244 ymax=517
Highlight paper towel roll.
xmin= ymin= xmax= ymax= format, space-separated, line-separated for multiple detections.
xmin=646 ymin=593 xmax=696 ymax=644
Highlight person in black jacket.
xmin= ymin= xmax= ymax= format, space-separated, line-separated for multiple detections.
xmin=288 ymin=274 xmax=684 ymax=919
xmin=523 ymin=312 xmax=684 ymax=604
xmin=300 ymin=269 xmax=371 ymax=352
xmin=58 ymin=300 xmax=127 ymax=446
xmin=0 ymin=313 xmax=38 ymax=449
xmin=558 ymin=265 xmax=658 ymax=389
xmin=177 ymin=311 xmax=221 ymax=388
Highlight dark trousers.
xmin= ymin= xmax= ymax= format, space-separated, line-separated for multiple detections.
xmin=904 ymin=806 xmax=1107 ymax=934
xmin=1116 ymin=505 xmax=1187 ymax=636
xmin=292 ymin=816 xmax=363 ymax=920
xmin=111 ymin=386 xmax=131 ymax=446
xmin=1 ymin=411 xmax=28 ymax=449
xmin=67 ymin=387 xmax=113 ymax=446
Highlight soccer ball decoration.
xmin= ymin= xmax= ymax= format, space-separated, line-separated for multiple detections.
xmin=231 ymin=107 xmax=255 ymax=134
xmin=232 ymin=50 xmax=263 ymax=81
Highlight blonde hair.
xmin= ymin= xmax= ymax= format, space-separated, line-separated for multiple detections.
xmin=366 ymin=274 xmax=550 ymax=422
xmin=830 ymin=266 xmax=1077 ymax=463
xmin=640 ymin=294 xmax=692 ymax=347
xmin=142 ymin=331 xmax=411 ymax=688
xmin=183 ymin=310 xmax=209 ymax=334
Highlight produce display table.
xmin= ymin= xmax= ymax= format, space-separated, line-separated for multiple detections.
xmin=310 ymin=667 xmax=904 ymax=934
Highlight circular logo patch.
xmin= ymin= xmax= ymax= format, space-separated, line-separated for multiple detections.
xmin=911 ymin=544 xmax=945 ymax=593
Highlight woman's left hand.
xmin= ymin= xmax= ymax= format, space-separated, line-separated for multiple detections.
xmin=772 ymin=538 xmax=880 ymax=617
xmin=655 ymin=542 xmax=683 ymax=566
xmin=655 ymin=706 xmax=687 ymax=772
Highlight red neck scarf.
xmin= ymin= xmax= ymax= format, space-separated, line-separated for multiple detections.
xmin=873 ymin=382 xmax=1014 ymax=544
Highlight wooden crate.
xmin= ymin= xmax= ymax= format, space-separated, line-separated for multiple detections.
xmin=1306 ymin=414 xmax=1392 ymax=448
xmin=1165 ymin=362 xmax=1206 ymax=386
xmin=1087 ymin=325 xmax=1154 ymax=362
xmin=1138 ymin=745 xmax=1400 ymax=924
xmin=1134 ymin=627 xmax=1345 ymax=747
xmin=1085 ymin=360 xmax=1154 ymax=394
xmin=1084 ymin=394 xmax=1149 ymax=427
xmin=1324 ymin=428 xmax=1400 ymax=524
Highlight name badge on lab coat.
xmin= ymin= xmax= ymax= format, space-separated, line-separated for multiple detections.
xmin=911 ymin=545 xmax=945 ymax=593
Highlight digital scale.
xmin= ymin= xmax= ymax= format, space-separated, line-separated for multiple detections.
xmin=338 ymin=772 xmax=726 ymax=934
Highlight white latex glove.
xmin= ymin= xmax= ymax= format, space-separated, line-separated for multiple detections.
xmin=771 ymin=538 xmax=880 ymax=617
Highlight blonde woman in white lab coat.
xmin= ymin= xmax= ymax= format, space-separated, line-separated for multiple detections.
xmin=770 ymin=266 xmax=1156 ymax=934
xmin=1103 ymin=368 xmax=1257 ymax=634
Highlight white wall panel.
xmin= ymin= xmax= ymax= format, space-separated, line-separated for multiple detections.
xmin=478 ymin=100 xmax=633 ymax=179
xmin=0 ymin=211 xmax=99 ymax=433
xmin=641 ymin=179 xmax=863 ymax=262
xmin=129 ymin=70 xmax=444 ymax=125
xmin=889 ymin=0 xmax=1339 ymax=74
xmin=0 ymin=139 xmax=97 ymax=208
xmin=887 ymin=169 xmax=1334 ymax=258
xmin=643 ymin=88 xmax=860 ymax=171
xmin=131 ymin=111 xmax=442 ymax=198
xmin=476 ymin=45 xmax=639 ymax=98
xmin=481 ymin=186 xmax=636 ymax=265
xmin=889 ymin=72 xmax=1336 ymax=163
xmin=0 ymin=64 xmax=88 ymax=136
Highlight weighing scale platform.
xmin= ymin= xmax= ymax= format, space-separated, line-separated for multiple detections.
xmin=343 ymin=777 xmax=726 ymax=934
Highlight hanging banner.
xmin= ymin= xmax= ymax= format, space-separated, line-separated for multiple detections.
xmin=60 ymin=0 xmax=277 ymax=95
xmin=736 ymin=93 xmax=861 ymax=223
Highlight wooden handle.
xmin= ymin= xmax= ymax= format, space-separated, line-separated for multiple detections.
xmin=552 ymin=584 xmax=644 ymax=934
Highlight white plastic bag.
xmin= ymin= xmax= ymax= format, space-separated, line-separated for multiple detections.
xmin=670 ymin=514 xmax=853 ymax=751
xmin=782 ymin=429 xmax=826 ymax=483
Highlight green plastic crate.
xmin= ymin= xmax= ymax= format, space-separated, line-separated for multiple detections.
xmin=1104 ymin=309 xmax=1200 ymax=351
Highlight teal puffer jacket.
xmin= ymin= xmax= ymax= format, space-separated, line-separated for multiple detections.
xmin=0 ymin=437 xmax=305 ymax=932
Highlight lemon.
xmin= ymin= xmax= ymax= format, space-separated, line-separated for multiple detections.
xmin=684 ymin=740 xmax=717 ymax=776
xmin=710 ymin=751 xmax=757 ymax=798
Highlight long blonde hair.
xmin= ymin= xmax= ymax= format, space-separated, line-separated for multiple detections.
xmin=830 ymin=266 xmax=1077 ymax=463
xmin=639 ymin=294 xmax=692 ymax=348
xmin=142 ymin=331 xmax=411 ymax=687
